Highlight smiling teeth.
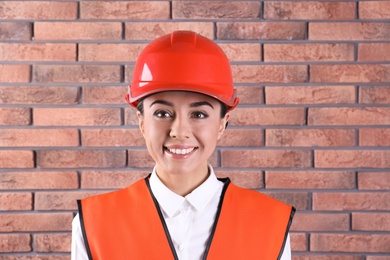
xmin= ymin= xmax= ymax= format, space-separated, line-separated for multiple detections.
xmin=169 ymin=148 xmax=195 ymax=155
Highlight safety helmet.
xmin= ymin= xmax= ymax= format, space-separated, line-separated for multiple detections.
xmin=125 ymin=30 xmax=239 ymax=111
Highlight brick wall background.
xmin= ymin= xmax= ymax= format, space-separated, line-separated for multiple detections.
xmin=0 ymin=0 xmax=389 ymax=259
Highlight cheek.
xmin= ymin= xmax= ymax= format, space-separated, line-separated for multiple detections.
xmin=143 ymin=120 xmax=168 ymax=142
xmin=197 ymin=124 xmax=221 ymax=144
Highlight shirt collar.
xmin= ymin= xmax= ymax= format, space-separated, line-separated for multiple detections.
xmin=149 ymin=165 xmax=223 ymax=218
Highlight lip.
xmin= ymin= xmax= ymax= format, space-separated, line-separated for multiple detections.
xmin=164 ymin=145 xmax=198 ymax=159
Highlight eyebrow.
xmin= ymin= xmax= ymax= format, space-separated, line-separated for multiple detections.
xmin=150 ymin=100 xmax=214 ymax=109
xmin=150 ymin=100 xmax=173 ymax=107
xmin=190 ymin=101 xmax=214 ymax=109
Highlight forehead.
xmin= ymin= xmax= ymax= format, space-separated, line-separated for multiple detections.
xmin=144 ymin=91 xmax=219 ymax=106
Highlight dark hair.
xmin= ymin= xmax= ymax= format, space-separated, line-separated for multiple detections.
xmin=137 ymin=98 xmax=228 ymax=119
xmin=136 ymin=99 xmax=145 ymax=115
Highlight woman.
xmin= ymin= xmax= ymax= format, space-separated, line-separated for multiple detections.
xmin=72 ymin=30 xmax=295 ymax=260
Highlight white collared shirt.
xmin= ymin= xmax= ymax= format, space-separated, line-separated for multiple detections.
xmin=149 ymin=167 xmax=224 ymax=260
xmin=71 ymin=166 xmax=291 ymax=259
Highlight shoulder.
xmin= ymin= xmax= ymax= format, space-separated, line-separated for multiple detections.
xmin=81 ymin=178 xmax=147 ymax=205
xmin=225 ymin=182 xmax=291 ymax=211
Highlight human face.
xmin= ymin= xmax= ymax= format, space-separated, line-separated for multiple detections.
xmin=137 ymin=91 xmax=229 ymax=181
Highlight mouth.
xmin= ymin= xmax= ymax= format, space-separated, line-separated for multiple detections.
xmin=164 ymin=146 xmax=198 ymax=157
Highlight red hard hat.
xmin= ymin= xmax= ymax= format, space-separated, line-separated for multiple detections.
xmin=126 ymin=30 xmax=239 ymax=110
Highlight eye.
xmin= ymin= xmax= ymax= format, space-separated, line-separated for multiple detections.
xmin=191 ymin=111 xmax=208 ymax=119
xmin=154 ymin=110 xmax=172 ymax=118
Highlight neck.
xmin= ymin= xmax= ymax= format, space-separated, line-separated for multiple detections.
xmin=155 ymin=165 xmax=210 ymax=196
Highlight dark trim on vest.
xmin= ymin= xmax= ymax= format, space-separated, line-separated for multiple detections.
xmin=277 ymin=206 xmax=296 ymax=260
xmin=202 ymin=177 xmax=231 ymax=260
xmin=77 ymin=200 xmax=93 ymax=260
xmin=144 ymin=176 xmax=179 ymax=260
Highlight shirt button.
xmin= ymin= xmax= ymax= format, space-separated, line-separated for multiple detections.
xmin=178 ymin=244 xmax=184 ymax=251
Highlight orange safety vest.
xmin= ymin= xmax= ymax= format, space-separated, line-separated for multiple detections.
xmin=78 ymin=177 xmax=295 ymax=260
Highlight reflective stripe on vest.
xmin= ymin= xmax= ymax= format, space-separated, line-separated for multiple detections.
xmin=78 ymin=177 xmax=295 ymax=260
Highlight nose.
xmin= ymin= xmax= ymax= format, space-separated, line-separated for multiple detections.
xmin=170 ymin=115 xmax=190 ymax=140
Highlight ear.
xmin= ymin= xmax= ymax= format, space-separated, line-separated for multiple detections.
xmin=217 ymin=113 xmax=230 ymax=140
xmin=137 ymin=111 xmax=145 ymax=136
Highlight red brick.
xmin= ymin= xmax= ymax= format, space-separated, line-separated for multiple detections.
xmin=34 ymin=22 xmax=122 ymax=40
xmin=0 ymin=65 xmax=30 ymax=82
xmin=311 ymin=64 xmax=390 ymax=83
xmin=0 ymin=213 xmax=73 ymax=232
xmin=232 ymin=65 xmax=307 ymax=83
xmin=219 ymin=43 xmax=261 ymax=62
xmin=217 ymin=22 xmax=306 ymax=40
xmin=125 ymin=22 xmax=214 ymax=40
xmin=236 ymin=86 xmax=263 ymax=104
xmin=311 ymin=233 xmax=390 ymax=253
xmin=221 ymin=150 xmax=311 ymax=168
xmin=35 ymin=191 xmax=103 ymax=210
xmin=125 ymin=107 xmax=139 ymax=126
xmin=124 ymin=65 xmax=135 ymax=85
xmin=82 ymin=129 xmax=145 ymax=147
xmin=309 ymin=22 xmax=390 ymax=41
xmin=264 ymin=1 xmax=355 ymax=20
xmin=128 ymin=150 xmax=154 ymax=168
xmin=353 ymin=213 xmax=390 ymax=232
xmin=195 ymin=150 xmax=223 ymax=168
xmin=0 ymin=171 xmax=78 ymax=190
xmin=0 ymin=43 xmax=76 ymax=61
xmin=0 ymin=129 xmax=79 ymax=147
xmin=0 ymin=256 xmax=69 ymax=260
xmin=0 ymin=86 xmax=79 ymax=104
xmin=0 ymin=22 xmax=31 ymax=40
xmin=215 ymin=170 xmax=263 ymax=189
xmin=290 ymin=233 xmax=307 ymax=252
xmin=308 ymin=107 xmax=390 ymax=126
xmin=229 ymin=107 xmax=305 ymax=126
xmin=359 ymin=1 xmax=390 ymax=19
xmin=33 ymin=108 xmax=121 ymax=126
xmin=293 ymin=255 xmax=363 ymax=260
xmin=265 ymin=192 xmax=309 ymax=210
xmin=173 ymin=1 xmax=260 ymax=19
xmin=81 ymin=170 xmax=149 ymax=189
xmin=0 ymin=193 xmax=32 ymax=211
xmin=266 ymin=86 xmax=356 ymax=104
xmin=34 ymin=233 xmax=71 ymax=253
xmin=359 ymin=86 xmax=390 ymax=104
xmin=83 ymin=86 xmax=127 ymax=104
xmin=0 ymin=108 xmax=30 ymax=126
xmin=33 ymin=65 xmax=121 ymax=83
xmin=291 ymin=213 xmax=349 ymax=231
xmin=79 ymin=44 xmax=145 ymax=62
xmin=37 ymin=150 xmax=126 ymax=168
xmin=266 ymin=171 xmax=355 ymax=190
xmin=313 ymin=192 xmax=390 ymax=210
xmin=358 ymin=172 xmax=390 ymax=190
xmin=264 ymin=44 xmax=354 ymax=62
xmin=39 ymin=191 xmax=88 ymax=216
xmin=217 ymin=129 xmax=262 ymax=147
xmin=359 ymin=43 xmax=390 ymax=61
xmin=0 ymin=151 xmax=33 ymax=168
xmin=0 ymin=234 xmax=31 ymax=253
xmin=80 ymin=1 xmax=170 ymax=19
xmin=316 ymin=150 xmax=390 ymax=168
xmin=366 ymin=257 xmax=390 ymax=260
xmin=360 ymin=128 xmax=390 ymax=146
xmin=266 ymin=129 xmax=355 ymax=147
xmin=0 ymin=1 xmax=77 ymax=20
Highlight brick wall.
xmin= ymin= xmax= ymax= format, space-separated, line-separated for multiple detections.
xmin=0 ymin=0 xmax=389 ymax=259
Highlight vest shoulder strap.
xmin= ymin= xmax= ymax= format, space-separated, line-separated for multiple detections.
xmin=206 ymin=181 xmax=295 ymax=260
